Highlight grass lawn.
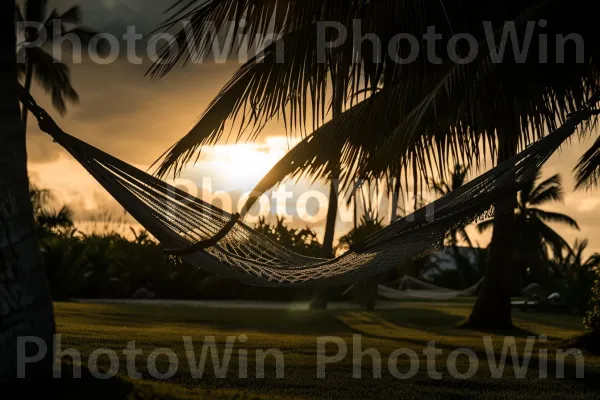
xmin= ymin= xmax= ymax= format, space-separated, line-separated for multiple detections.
xmin=51 ymin=300 xmax=600 ymax=399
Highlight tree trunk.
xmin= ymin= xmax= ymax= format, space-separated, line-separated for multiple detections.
xmin=21 ymin=58 xmax=33 ymax=132
xmin=0 ymin=1 xmax=55 ymax=384
xmin=353 ymin=277 xmax=378 ymax=311
xmin=322 ymin=170 xmax=340 ymax=257
xmin=464 ymin=134 xmax=518 ymax=330
xmin=390 ymin=174 xmax=401 ymax=223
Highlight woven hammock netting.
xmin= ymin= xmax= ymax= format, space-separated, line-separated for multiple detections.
xmin=22 ymin=89 xmax=599 ymax=287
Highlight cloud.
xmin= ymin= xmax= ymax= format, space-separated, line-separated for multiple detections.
xmin=50 ymin=0 xmax=161 ymax=35
xmin=26 ymin=58 xmax=241 ymax=164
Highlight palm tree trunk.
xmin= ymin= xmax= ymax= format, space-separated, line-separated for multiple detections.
xmin=465 ymin=134 xmax=519 ymax=330
xmin=21 ymin=58 xmax=34 ymax=132
xmin=353 ymin=185 xmax=358 ymax=229
xmin=322 ymin=167 xmax=340 ymax=258
xmin=390 ymin=174 xmax=401 ymax=223
xmin=0 ymin=1 xmax=55 ymax=383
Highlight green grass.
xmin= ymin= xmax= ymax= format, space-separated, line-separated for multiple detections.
xmin=52 ymin=300 xmax=600 ymax=399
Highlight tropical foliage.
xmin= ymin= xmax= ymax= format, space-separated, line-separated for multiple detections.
xmin=30 ymin=182 xmax=75 ymax=237
xmin=152 ymin=1 xmax=600 ymax=190
xmin=35 ymin=185 xmax=329 ymax=301
xmin=478 ymin=171 xmax=579 ymax=288
xmin=31 ymin=185 xmax=209 ymax=300
xmin=336 ymin=213 xmax=385 ymax=310
xmin=254 ymin=216 xmax=322 ymax=257
xmin=548 ymin=239 xmax=600 ymax=315
xmin=16 ymin=0 xmax=101 ymax=130
xmin=585 ymin=264 xmax=600 ymax=331
xmin=430 ymin=163 xmax=472 ymax=247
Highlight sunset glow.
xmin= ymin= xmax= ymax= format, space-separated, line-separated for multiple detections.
xmin=194 ymin=136 xmax=299 ymax=192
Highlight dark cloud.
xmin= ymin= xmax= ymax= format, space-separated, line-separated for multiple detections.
xmin=26 ymin=58 xmax=239 ymax=164
xmin=50 ymin=0 xmax=164 ymax=35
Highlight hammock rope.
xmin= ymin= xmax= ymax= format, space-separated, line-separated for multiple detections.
xmin=19 ymin=86 xmax=600 ymax=287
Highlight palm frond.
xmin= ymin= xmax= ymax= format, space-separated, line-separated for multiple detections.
xmin=528 ymin=185 xmax=563 ymax=206
xmin=574 ymin=136 xmax=600 ymax=190
xmin=29 ymin=182 xmax=54 ymax=212
xmin=148 ymin=0 xmax=304 ymax=78
xmin=38 ymin=205 xmax=75 ymax=230
xmin=573 ymin=238 xmax=589 ymax=261
xmin=583 ymin=252 xmax=600 ymax=270
xmin=518 ymin=170 xmax=541 ymax=206
xmin=28 ymin=47 xmax=79 ymax=115
xmin=528 ymin=173 xmax=561 ymax=201
xmin=19 ymin=1 xmax=98 ymax=118
xmin=431 ymin=181 xmax=451 ymax=197
xmin=57 ymin=5 xmax=82 ymax=25
xmin=451 ymin=164 xmax=469 ymax=190
xmin=458 ymin=227 xmax=473 ymax=248
xmin=153 ymin=24 xmax=334 ymax=177
xmin=373 ymin=0 xmax=600 ymax=177
xmin=476 ymin=218 xmax=495 ymax=233
xmin=25 ymin=0 xmax=48 ymax=23
xmin=43 ymin=9 xmax=59 ymax=25
xmin=532 ymin=208 xmax=580 ymax=230
xmin=153 ymin=0 xmax=475 ymax=181
xmin=531 ymin=217 xmax=571 ymax=257
xmin=156 ymin=0 xmax=600 ymax=196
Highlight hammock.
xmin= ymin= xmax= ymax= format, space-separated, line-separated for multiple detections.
xmin=377 ymin=275 xmax=483 ymax=300
xmin=20 ymin=87 xmax=600 ymax=287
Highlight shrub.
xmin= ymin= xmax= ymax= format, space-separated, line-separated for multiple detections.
xmin=584 ymin=267 xmax=600 ymax=331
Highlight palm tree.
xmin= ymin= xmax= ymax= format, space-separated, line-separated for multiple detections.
xmin=30 ymin=183 xmax=75 ymax=237
xmin=16 ymin=0 xmax=100 ymax=132
xmin=430 ymin=163 xmax=482 ymax=289
xmin=431 ymin=163 xmax=473 ymax=247
xmin=153 ymin=1 xmax=600 ymax=328
xmin=0 ymin=0 xmax=55 ymax=383
xmin=478 ymin=171 xmax=579 ymax=290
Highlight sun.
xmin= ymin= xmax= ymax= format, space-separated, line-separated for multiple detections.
xmin=192 ymin=136 xmax=298 ymax=192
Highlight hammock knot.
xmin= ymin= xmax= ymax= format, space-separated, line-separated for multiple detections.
xmin=18 ymin=83 xmax=62 ymax=137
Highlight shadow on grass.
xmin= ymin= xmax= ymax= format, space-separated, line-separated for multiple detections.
xmin=5 ymin=363 xmax=277 ymax=400
xmin=512 ymin=311 xmax=585 ymax=331
xmin=343 ymin=311 xmax=600 ymax=391
xmin=376 ymin=307 xmax=538 ymax=338
xmin=456 ymin=321 xmax=539 ymax=338
xmin=59 ymin=303 xmax=354 ymax=336
xmin=10 ymin=360 xmax=598 ymax=400
xmin=562 ymin=330 xmax=600 ymax=355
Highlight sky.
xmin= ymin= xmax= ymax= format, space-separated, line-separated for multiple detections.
xmin=23 ymin=0 xmax=600 ymax=253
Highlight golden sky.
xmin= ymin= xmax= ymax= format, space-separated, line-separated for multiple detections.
xmin=26 ymin=0 xmax=600 ymax=253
